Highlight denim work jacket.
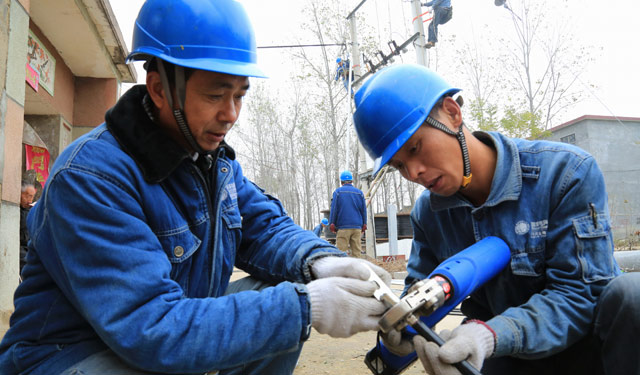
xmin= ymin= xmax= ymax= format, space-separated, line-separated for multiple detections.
xmin=406 ymin=131 xmax=620 ymax=359
xmin=329 ymin=184 xmax=367 ymax=230
xmin=0 ymin=86 xmax=342 ymax=374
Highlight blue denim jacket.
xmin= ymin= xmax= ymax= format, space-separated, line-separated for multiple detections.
xmin=0 ymin=86 xmax=342 ymax=374
xmin=424 ymin=0 xmax=451 ymax=9
xmin=406 ymin=131 xmax=620 ymax=359
xmin=329 ymin=183 xmax=367 ymax=229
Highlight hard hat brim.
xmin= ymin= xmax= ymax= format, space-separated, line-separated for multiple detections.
xmin=128 ymin=49 xmax=267 ymax=79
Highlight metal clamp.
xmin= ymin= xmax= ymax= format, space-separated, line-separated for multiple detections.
xmin=378 ymin=278 xmax=446 ymax=333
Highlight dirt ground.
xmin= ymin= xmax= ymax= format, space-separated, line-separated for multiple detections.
xmin=293 ymin=314 xmax=464 ymax=375
xmin=230 ymin=265 xmax=463 ymax=375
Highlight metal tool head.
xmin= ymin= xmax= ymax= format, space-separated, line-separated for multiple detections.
xmin=367 ymin=265 xmax=400 ymax=308
xmin=378 ymin=278 xmax=446 ymax=333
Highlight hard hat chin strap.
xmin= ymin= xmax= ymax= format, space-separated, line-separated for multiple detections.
xmin=156 ymin=59 xmax=205 ymax=155
xmin=425 ymin=116 xmax=472 ymax=189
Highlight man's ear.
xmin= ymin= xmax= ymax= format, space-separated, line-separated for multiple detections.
xmin=441 ymin=96 xmax=463 ymax=128
xmin=146 ymin=71 xmax=168 ymax=110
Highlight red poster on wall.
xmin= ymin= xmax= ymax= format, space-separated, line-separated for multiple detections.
xmin=25 ymin=145 xmax=50 ymax=185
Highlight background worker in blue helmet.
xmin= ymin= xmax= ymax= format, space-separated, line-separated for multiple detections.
xmin=329 ymin=171 xmax=367 ymax=258
xmin=352 ymin=64 xmax=640 ymax=375
xmin=335 ymin=57 xmax=353 ymax=94
xmin=313 ymin=218 xmax=330 ymax=237
xmin=0 ymin=1 xmax=392 ymax=374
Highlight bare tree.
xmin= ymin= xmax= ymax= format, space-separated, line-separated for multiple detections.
xmin=499 ymin=0 xmax=592 ymax=131
xmin=291 ymin=0 xmax=379 ymax=212
xmin=452 ymin=30 xmax=502 ymax=132
xmin=232 ymin=0 xmax=430 ymax=226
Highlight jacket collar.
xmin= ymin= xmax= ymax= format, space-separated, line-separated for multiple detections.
xmin=430 ymin=131 xmax=522 ymax=211
xmin=105 ymin=85 xmax=235 ymax=183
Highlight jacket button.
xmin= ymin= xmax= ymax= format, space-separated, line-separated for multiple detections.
xmin=174 ymin=246 xmax=184 ymax=257
xmin=221 ymin=167 xmax=228 ymax=173
xmin=474 ymin=211 xmax=484 ymax=221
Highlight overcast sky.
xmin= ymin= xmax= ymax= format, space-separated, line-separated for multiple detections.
xmin=110 ymin=0 xmax=640 ymax=125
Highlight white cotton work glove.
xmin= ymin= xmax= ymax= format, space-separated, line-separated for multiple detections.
xmin=380 ymin=328 xmax=415 ymax=357
xmin=310 ymin=256 xmax=392 ymax=286
xmin=413 ymin=321 xmax=495 ymax=375
xmin=307 ymin=276 xmax=387 ymax=338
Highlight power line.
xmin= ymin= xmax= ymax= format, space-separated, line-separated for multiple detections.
xmin=258 ymin=43 xmax=345 ymax=49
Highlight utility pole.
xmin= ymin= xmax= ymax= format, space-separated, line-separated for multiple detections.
xmin=411 ymin=0 xmax=429 ymax=67
xmin=347 ymin=5 xmax=377 ymax=259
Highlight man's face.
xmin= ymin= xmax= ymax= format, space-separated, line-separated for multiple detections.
xmin=20 ymin=186 xmax=36 ymax=208
xmin=182 ymin=70 xmax=250 ymax=152
xmin=388 ymin=121 xmax=463 ymax=197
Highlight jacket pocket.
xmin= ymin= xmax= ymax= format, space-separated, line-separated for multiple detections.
xmin=221 ymin=205 xmax=242 ymax=229
xmin=157 ymin=226 xmax=202 ymax=264
xmin=510 ymin=246 xmax=545 ymax=277
xmin=573 ymin=214 xmax=615 ymax=282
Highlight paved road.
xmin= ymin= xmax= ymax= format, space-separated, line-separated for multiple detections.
xmin=615 ymin=250 xmax=640 ymax=272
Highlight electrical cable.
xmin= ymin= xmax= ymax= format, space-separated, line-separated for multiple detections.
xmin=257 ymin=43 xmax=345 ymax=49
xmin=374 ymin=0 xmax=382 ymax=48
xmin=573 ymin=73 xmax=628 ymax=128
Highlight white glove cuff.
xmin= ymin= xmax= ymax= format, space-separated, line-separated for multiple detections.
xmin=309 ymin=256 xmax=337 ymax=279
xmin=307 ymin=282 xmax=326 ymax=326
xmin=465 ymin=320 xmax=496 ymax=357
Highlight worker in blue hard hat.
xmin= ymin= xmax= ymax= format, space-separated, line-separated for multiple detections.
xmin=313 ymin=218 xmax=330 ymax=237
xmin=0 ymin=1 xmax=392 ymax=374
xmin=335 ymin=57 xmax=353 ymax=94
xmin=329 ymin=171 xmax=367 ymax=258
xmin=353 ymin=64 xmax=639 ymax=375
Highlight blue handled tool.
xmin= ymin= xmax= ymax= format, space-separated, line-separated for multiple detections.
xmin=365 ymin=236 xmax=511 ymax=375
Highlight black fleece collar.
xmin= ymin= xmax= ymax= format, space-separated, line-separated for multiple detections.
xmin=105 ymin=85 xmax=235 ymax=183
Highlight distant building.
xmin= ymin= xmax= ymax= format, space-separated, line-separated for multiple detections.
xmin=1 ymin=0 xmax=136 ymax=338
xmin=544 ymin=115 xmax=640 ymax=243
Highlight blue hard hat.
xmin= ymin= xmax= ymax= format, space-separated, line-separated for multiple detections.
xmin=336 ymin=57 xmax=342 ymax=63
xmin=353 ymin=64 xmax=460 ymax=174
xmin=340 ymin=170 xmax=353 ymax=181
xmin=321 ymin=218 xmax=329 ymax=225
xmin=127 ymin=0 xmax=266 ymax=78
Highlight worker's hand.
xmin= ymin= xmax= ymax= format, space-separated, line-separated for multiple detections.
xmin=380 ymin=329 xmax=415 ymax=357
xmin=413 ymin=321 xmax=494 ymax=375
xmin=362 ymin=224 xmax=367 ymax=233
xmin=310 ymin=256 xmax=391 ymax=286
xmin=329 ymin=223 xmax=337 ymax=233
xmin=307 ymin=277 xmax=386 ymax=338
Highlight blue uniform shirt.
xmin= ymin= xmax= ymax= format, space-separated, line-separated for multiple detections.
xmin=406 ymin=131 xmax=620 ymax=358
xmin=330 ymin=183 xmax=366 ymax=230
xmin=0 ymin=86 xmax=344 ymax=374
xmin=424 ymin=0 xmax=451 ymax=8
